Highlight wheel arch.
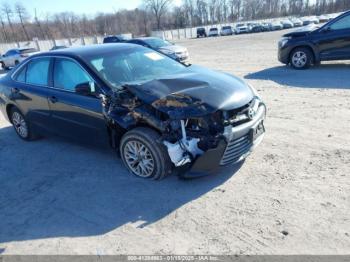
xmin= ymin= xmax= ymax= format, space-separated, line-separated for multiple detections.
xmin=108 ymin=121 xmax=163 ymax=149
xmin=5 ymin=103 xmax=17 ymax=123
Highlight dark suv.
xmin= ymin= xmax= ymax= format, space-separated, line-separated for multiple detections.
xmin=278 ymin=10 xmax=350 ymax=69
xmin=103 ymin=35 xmax=129 ymax=44
xmin=196 ymin=28 xmax=207 ymax=38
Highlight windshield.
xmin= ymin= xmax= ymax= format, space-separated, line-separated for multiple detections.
xmin=86 ymin=47 xmax=187 ymax=88
xmin=222 ymin=26 xmax=231 ymax=30
xmin=143 ymin=38 xmax=172 ymax=49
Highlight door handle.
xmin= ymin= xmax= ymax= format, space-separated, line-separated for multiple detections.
xmin=11 ymin=87 xmax=19 ymax=94
xmin=49 ymin=96 xmax=58 ymax=103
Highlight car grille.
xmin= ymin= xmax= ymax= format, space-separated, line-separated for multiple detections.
xmin=224 ymin=99 xmax=256 ymax=126
xmin=220 ymin=134 xmax=252 ymax=166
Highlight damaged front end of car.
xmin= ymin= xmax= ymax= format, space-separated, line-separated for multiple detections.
xmin=102 ymin=77 xmax=266 ymax=178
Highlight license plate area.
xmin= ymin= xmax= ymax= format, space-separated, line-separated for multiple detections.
xmin=250 ymin=121 xmax=265 ymax=142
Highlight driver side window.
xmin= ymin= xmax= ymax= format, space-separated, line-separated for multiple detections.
xmin=54 ymin=58 xmax=95 ymax=93
xmin=330 ymin=15 xmax=350 ymax=31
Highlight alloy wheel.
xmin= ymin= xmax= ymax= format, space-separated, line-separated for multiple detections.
xmin=12 ymin=112 xmax=28 ymax=138
xmin=292 ymin=51 xmax=307 ymax=68
xmin=123 ymin=140 xmax=155 ymax=178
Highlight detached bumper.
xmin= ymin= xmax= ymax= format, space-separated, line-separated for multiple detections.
xmin=183 ymin=104 xmax=266 ymax=178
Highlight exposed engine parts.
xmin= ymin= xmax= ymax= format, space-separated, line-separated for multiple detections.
xmin=102 ymin=83 xmax=263 ymax=169
xmin=163 ymin=120 xmax=203 ymax=167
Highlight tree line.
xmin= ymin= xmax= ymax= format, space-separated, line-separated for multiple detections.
xmin=0 ymin=0 xmax=349 ymax=43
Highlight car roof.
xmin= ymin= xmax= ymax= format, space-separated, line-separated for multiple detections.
xmin=34 ymin=43 xmax=143 ymax=59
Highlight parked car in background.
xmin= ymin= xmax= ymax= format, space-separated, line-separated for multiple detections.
xmin=235 ymin=23 xmax=249 ymax=34
xmin=196 ymin=27 xmax=207 ymax=38
xmin=310 ymin=16 xmax=320 ymax=24
xmin=278 ymin=10 xmax=350 ymax=69
xmin=282 ymin=20 xmax=294 ymax=29
xmin=0 ymin=44 xmax=266 ymax=179
xmin=250 ymin=23 xmax=263 ymax=33
xmin=127 ymin=37 xmax=189 ymax=61
xmin=318 ymin=14 xmax=331 ymax=23
xmin=261 ymin=23 xmax=272 ymax=31
xmin=0 ymin=48 xmax=38 ymax=70
xmin=208 ymin=27 xmax=219 ymax=37
xmin=291 ymin=18 xmax=303 ymax=27
xmin=103 ymin=35 xmax=130 ymax=43
xmin=302 ymin=17 xmax=314 ymax=26
xmin=271 ymin=21 xmax=283 ymax=30
xmin=220 ymin=26 xmax=234 ymax=36
xmin=50 ymin=45 xmax=67 ymax=51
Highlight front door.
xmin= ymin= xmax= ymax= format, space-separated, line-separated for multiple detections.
xmin=48 ymin=57 xmax=109 ymax=146
xmin=317 ymin=14 xmax=350 ymax=60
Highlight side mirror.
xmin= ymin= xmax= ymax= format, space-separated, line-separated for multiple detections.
xmin=321 ymin=26 xmax=331 ymax=33
xmin=75 ymin=82 xmax=95 ymax=96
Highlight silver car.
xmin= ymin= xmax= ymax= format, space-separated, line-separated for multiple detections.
xmin=235 ymin=23 xmax=249 ymax=34
xmin=220 ymin=26 xmax=234 ymax=36
xmin=127 ymin=37 xmax=189 ymax=62
xmin=0 ymin=48 xmax=38 ymax=70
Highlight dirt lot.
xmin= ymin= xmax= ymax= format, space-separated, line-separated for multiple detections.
xmin=0 ymin=30 xmax=349 ymax=255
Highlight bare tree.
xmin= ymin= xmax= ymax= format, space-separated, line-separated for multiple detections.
xmin=143 ymin=0 xmax=173 ymax=30
xmin=1 ymin=3 xmax=15 ymax=41
xmin=14 ymin=2 xmax=30 ymax=41
xmin=0 ymin=14 xmax=8 ymax=42
xmin=34 ymin=8 xmax=46 ymax=39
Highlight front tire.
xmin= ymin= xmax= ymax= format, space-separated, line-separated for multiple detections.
xmin=0 ymin=62 xmax=8 ymax=70
xmin=120 ymin=127 xmax=172 ymax=180
xmin=290 ymin=47 xmax=313 ymax=69
xmin=10 ymin=107 xmax=37 ymax=141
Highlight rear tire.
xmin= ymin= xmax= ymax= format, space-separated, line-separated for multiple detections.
xmin=290 ymin=47 xmax=313 ymax=69
xmin=120 ymin=127 xmax=172 ymax=180
xmin=10 ymin=107 xmax=38 ymax=141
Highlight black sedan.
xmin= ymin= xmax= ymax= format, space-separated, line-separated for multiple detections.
xmin=278 ymin=10 xmax=350 ymax=69
xmin=0 ymin=44 xmax=266 ymax=179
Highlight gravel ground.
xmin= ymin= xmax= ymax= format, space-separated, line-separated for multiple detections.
xmin=0 ymin=30 xmax=349 ymax=255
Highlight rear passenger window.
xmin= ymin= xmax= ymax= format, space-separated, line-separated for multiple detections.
xmin=26 ymin=58 xmax=50 ymax=86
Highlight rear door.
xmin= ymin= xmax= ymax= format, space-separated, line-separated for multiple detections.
xmin=11 ymin=57 xmax=52 ymax=132
xmin=317 ymin=14 xmax=350 ymax=60
xmin=48 ymin=57 xmax=109 ymax=146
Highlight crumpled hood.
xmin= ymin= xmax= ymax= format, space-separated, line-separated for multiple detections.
xmin=283 ymin=24 xmax=319 ymax=37
xmin=124 ymin=65 xmax=254 ymax=119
